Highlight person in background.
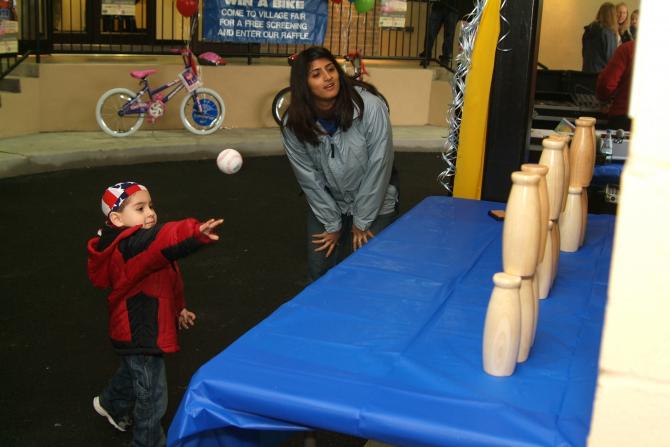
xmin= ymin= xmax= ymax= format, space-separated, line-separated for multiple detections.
xmin=582 ymin=2 xmax=619 ymax=73
xmin=616 ymin=2 xmax=633 ymax=43
xmin=280 ymin=47 xmax=398 ymax=283
xmin=629 ymin=9 xmax=639 ymax=40
xmin=596 ymin=40 xmax=636 ymax=131
xmin=420 ymin=0 xmax=459 ymax=67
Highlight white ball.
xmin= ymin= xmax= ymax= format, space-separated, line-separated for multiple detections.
xmin=216 ymin=148 xmax=243 ymax=174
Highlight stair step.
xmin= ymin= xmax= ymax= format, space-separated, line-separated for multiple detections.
xmin=0 ymin=78 xmax=20 ymax=93
xmin=11 ymin=62 xmax=39 ymax=78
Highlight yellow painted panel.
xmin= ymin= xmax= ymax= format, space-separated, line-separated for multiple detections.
xmin=453 ymin=0 xmax=501 ymax=199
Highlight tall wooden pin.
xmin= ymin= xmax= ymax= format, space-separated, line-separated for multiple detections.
xmin=502 ymin=171 xmax=541 ymax=363
xmin=549 ymin=134 xmax=571 ymax=212
xmin=483 ymin=273 xmax=522 ymax=377
xmin=537 ymin=221 xmax=554 ymax=299
xmin=570 ymin=118 xmax=595 ymax=188
xmin=539 ymin=138 xmax=566 ymax=287
xmin=502 ymin=172 xmax=542 ymax=277
xmin=560 ymin=186 xmax=583 ymax=252
xmin=520 ymin=164 xmax=548 ymax=346
xmin=570 ymin=118 xmax=596 ymax=249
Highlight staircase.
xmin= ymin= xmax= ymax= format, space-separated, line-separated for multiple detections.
xmin=0 ymin=55 xmax=39 ymax=113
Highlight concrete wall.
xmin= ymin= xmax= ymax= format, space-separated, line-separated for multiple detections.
xmin=0 ymin=77 xmax=40 ymax=136
xmin=588 ymin=2 xmax=670 ymax=444
xmin=0 ymin=60 xmax=448 ymax=138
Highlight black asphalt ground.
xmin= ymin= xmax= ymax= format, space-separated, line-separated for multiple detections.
xmin=0 ymin=152 xmax=449 ymax=447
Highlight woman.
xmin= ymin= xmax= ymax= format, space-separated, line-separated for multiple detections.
xmin=616 ymin=2 xmax=634 ymax=43
xmin=582 ymin=2 xmax=619 ymax=73
xmin=629 ymin=9 xmax=639 ymax=40
xmin=280 ymin=46 xmax=398 ymax=282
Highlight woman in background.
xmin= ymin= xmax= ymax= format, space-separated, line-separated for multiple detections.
xmin=582 ymin=2 xmax=619 ymax=73
xmin=616 ymin=2 xmax=634 ymax=43
xmin=629 ymin=9 xmax=639 ymax=40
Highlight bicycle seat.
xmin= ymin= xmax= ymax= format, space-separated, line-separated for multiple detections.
xmin=198 ymin=52 xmax=226 ymax=66
xmin=130 ymin=69 xmax=157 ymax=79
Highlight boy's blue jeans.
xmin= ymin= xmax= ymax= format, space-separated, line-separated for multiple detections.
xmin=100 ymin=354 xmax=167 ymax=447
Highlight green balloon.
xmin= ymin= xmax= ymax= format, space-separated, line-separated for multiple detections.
xmin=354 ymin=0 xmax=375 ymax=14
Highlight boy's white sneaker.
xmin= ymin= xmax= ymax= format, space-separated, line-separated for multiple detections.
xmin=93 ymin=396 xmax=128 ymax=432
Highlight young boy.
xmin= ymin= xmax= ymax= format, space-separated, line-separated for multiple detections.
xmin=87 ymin=181 xmax=223 ymax=447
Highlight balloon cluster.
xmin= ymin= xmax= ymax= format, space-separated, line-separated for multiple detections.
xmin=332 ymin=0 xmax=375 ymax=14
xmin=176 ymin=0 xmax=198 ymax=17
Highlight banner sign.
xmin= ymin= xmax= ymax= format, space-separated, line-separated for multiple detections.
xmin=379 ymin=0 xmax=406 ymax=28
xmin=0 ymin=0 xmax=17 ymax=55
xmin=102 ymin=0 xmax=136 ymax=16
xmin=203 ymin=0 xmax=328 ymax=45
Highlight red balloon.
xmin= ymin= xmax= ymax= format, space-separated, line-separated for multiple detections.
xmin=176 ymin=0 xmax=198 ymax=17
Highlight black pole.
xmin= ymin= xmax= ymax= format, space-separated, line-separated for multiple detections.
xmin=480 ymin=0 xmax=543 ymax=202
xmin=35 ymin=0 xmax=41 ymax=62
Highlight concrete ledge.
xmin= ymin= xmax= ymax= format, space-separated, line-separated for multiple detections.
xmin=0 ymin=126 xmax=446 ymax=179
xmin=0 ymin=152 xmax=29 ymax=178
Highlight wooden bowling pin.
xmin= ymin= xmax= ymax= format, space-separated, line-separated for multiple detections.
xmin=521 ymin=164 xmax=549 ymax=262
xmin=576 ymin=117 xmax=596 ymax=247
xmin=502 ymin=172 xmax=542 ymax=277
xmin=539 ymin=138 xmax=565 ymax=286
xmin=570 ymin=118 xmax=595 ymax=188
xmin=520 ymin=164 xmax=547 ymax=330
xmin=539 ymin=138 xmax=566 ymax=222
xmin=559 ymin=186 xmax=583 ymax=252
xmin=579 ymin=116 xmax=598 ymax=180
xmin=531 ymin=273 xmax=539 ymax=346
xmin=549 ymin=134 xmax=571 ymax=211
xmin=550 ymin=135 xmax=570 ymax=283
xmin=537 ymin=221 xmax=553 ymax=299
xmin=483 ymin=273 xmax=522 ymax=377
xmin=551 ymin=220 xmax=560 ymax=282
xmin=518 ymin=277 xmax=535 ymax=363
xmin=580 ymin=188 xmax=588 ymax=247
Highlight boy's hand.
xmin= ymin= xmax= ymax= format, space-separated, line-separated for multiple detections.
xmin=178 ymin=308 xmax=196 ymax=330
xmin=199 ymin=218 xmax=224 ymax=240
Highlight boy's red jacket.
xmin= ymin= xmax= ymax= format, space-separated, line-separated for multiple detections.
xmin=87 ymin=219 xmax=213 ymax=355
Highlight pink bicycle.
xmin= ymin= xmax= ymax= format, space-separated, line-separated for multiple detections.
xmin=95 ymin=48 xmax=226 ymax=137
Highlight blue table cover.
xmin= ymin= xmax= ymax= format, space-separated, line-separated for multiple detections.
xmin=592 ymin=163 xmax=624 ymax=186
xmin=168 ymin=196 xmax=615 ymax=447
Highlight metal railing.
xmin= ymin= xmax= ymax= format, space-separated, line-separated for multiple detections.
xmin=5 ymin=0 xmax=457 ymax=66
xmin=1 ymin=0 xmax=44 ymax=79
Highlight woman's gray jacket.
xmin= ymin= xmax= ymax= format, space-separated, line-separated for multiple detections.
xmin=281 ymin=88 xmax=397 ymax=233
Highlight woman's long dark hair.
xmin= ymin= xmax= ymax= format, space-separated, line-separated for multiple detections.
xmin=284 ymin=46 xmax=381 ymax=146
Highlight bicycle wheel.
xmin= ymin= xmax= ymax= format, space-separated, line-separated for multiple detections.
xmin=180 ymin=87 xmax=225 ymax=135
xmin=95 ymin=88 xmax=144 ymax=137
xmin=272 ymin=86 xmax=291 ymax=126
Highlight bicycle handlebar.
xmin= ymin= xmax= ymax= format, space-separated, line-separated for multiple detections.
xmin=170 ymin=48 xmax=192 ymax=55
